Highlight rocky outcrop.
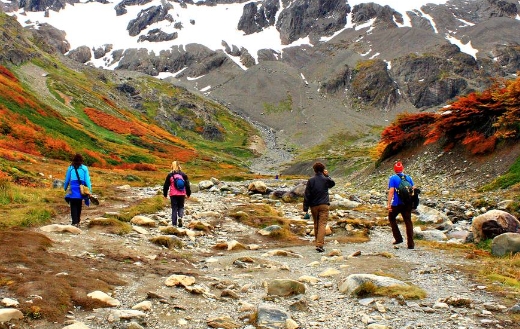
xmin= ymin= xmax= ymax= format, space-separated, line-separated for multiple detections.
xmin=275 ymin=0 xmax=350 ymax=44
xmin=66 ymin=45 xmax=92 ymax=64
xmin=351 ymin=3 xmax=402 ymax=31
xmin=126 ymin=5 xmax=173 ymax=37
xmin=137 ymin=28 xmax=178 ymax=42
xmin=31 ymin=23 xmax=70 ymax=54
xmin=17 ymin=0 xmax=72 ymax=12
xmin=93 ymin=44 xmax=113 ymax=59
xmin=390 ymin=44 xmax=479 ymax=108
xmin=114 ymin=0 xmax=153 ymax=16
xmin=349 ymin=59 xmax=399 ymax=109
xmin=0 ymin=13 xmax=39 ymax=65
xmin=237 ymin=0 xmax=278 ymax=34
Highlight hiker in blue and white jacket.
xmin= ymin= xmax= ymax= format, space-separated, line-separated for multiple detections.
xmin=64 ymin=153 xmax=92 ymax=227
xmin=387 ymin=161 xmax=415 ymax=249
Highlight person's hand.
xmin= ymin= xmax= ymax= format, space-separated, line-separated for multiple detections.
xmin=323 ymin=169 xmax=329 ymax=176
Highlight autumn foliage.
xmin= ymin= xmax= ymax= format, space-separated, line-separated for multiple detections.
xmin=84 ymin=107 xmax=147 ymax=136
xmin=377 ymin=75 xmax=520 ymax=160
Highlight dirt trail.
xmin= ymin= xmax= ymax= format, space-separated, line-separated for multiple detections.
xmin=18 ymin=183 xmax=515 ymax=329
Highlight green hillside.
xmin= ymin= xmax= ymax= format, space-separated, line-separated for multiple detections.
xmin=0 ymin=12 xmax=258 ymax=181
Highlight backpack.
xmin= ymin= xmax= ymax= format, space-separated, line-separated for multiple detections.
xmin=396 ymin=175 xmax=413 ymax=205
xmin=172 ymin=173 xmax=186 ymax=191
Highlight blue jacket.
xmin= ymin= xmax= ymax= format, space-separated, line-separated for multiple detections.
xmin=388 ymin=173 xmax=414 ymax=206
xmin=64 ymin=164 xmax=92 ymax=204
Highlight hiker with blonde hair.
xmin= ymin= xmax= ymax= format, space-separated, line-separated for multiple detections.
xmin=162 ymin=161 xmax=191 ymax=227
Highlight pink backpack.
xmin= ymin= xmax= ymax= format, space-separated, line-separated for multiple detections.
xmin=169 ymin=173 xmax=186 ymax=196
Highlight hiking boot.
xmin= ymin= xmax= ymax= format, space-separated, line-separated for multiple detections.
xmin=316 ymin=246 xmax=325 ymax=253
xmin=412 ymin=209 xmax=420 ymax=215
xmin=178 ymin=218 xmax=183 ymax=227
xmin=392 ymin=240 xmax=403 ymax=245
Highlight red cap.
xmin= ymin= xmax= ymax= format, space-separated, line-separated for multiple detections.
xmin=394 ymin=162 xmax=404 ymax=173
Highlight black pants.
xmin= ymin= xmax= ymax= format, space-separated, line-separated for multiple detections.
xmin=388 ymin=204 xmax=414 ymax=248
xmin=70 ymin=198 xmax=83 ymax=225
xmin=170 ymin=196 xmax=185 ymax=226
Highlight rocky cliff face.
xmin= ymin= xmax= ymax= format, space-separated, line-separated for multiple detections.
xmin=3 ymin=0 xmax=520 ymax=150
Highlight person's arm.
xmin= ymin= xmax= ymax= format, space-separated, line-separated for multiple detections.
xmin=183 ymin=173 xmax=191 ymax=198
xmin=84 ymin=166 xmax=92 ymax=191
xmin=323 ymin=170 xmax=335 ymax=188
xmin=163 ymin=173 xmax=171 ymax=197
xmin=387 ymin=187 xmax=395 ymax=210
xmin=303 ymin=180 xmax=311 ymax=212
xmin=63 ymin=167 xmax=71 ymax=191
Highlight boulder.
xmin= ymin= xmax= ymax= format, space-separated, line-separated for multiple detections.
xmin=40 ymin=224 xmax=81 ymax=234
xmin=248 ymin=180 xmax=268 ymax=193
xmin=471 ymin=210 xmax=520 ymax=242
xmin=266 ymin=279 xmax=305 ymax=296
xmin=0 ymin=308 xmax=23 ymax=322
xmin=256 ymin=303 xmax=292 ymax=328
xmin=338 ymin=274 xmax=408 ymax=296
xmin=491 ymin=233 xmax=520 ymax=256
xmin=87 ymin=291 xmax=120 ymax=307
xmin=130 ymin=215 xmax=156 ymax=227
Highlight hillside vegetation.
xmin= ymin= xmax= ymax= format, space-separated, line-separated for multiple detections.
xmin=0 ymin=14 xmax=262 ymax=185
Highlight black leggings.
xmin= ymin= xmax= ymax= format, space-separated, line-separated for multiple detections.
xmin=70 ymin=198 xmax=83 ymax=225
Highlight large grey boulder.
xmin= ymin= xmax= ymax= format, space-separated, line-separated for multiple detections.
xmin=491 ymin=233 xmax=520 ymax=256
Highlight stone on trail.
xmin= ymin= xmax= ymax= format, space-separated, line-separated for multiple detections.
xmin=266 ymin=279 xmax=305 ymax=296
xmin=130 ymin=215 xmax=156 ymax=227
xmin=206 ymin=315 xmax=240 ymax=329
xmin=62 ymin=322 xmax=91 ymax=329
xmin=256 ymin=303 xmax=292 ymax=328
xmin=165 ymin=274 xmax=196 ymax=287
xmin=87 ymin=290 xmax=120 ymax=307
xmin=40 ymin=224 xmax=82 ymax=234
xmin=0 ymin=308 xmax=23 ymax=322
xmin=338 ymin=274 xmax=409 ymax=296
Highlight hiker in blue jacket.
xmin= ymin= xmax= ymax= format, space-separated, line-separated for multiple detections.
xmin=64 ymin=153 xmax=92 ymax=227
xmin=387 ymin=161 xmax=415 ymax=249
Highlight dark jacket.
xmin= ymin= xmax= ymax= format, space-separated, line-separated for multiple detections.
xmin=303 ymin=173 xmax=335 ymax=212
xmin=163 ymin=171 xmax=191 ymax=197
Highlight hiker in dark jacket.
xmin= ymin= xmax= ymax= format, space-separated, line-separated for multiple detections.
xmin=303 ymin=162 xmax=335 ymax=253
xmin=163 ymin=160 xmax=191 ymax=227
xmin=387 ymin=161 xmax=415 ymax=249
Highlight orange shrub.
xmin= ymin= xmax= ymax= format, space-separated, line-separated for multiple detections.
xmin=84 ymin=107 xmax=146 ymax=136
xmin=462 ymin=132 xmax=497 ymax=155
xmin=115 ymin=163 xmax=157 ymax=171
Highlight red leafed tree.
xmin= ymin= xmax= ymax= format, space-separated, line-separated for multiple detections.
xmin=425 ymin=90 xmax=505 ymax=152
xmin=377 ymin=112 xmax=437 ymax=159
xmin=492 ymin=76 xmax=520 ymax=139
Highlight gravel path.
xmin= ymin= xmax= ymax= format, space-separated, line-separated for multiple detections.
xmin=29 ymin=182 xmax=515 ymax=329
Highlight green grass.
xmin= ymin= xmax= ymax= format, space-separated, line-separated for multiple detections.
xmin=481 ymin=155 xmax=520 ymax=190
xmin=0 ymin=179 xmax=57 ymax=228
xmin=116 ymin=195 xmax=166 ymax=222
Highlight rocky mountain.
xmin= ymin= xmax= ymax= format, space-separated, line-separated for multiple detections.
xmin=2 ymin=0 xmax=520 ymax=171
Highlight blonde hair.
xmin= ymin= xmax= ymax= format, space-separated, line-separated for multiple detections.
xmin=171 ymin=161 xmax=182 ymax=172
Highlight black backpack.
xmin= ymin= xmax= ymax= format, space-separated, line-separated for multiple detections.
xmin=396 ymin=175 xmax=413 ymax=205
